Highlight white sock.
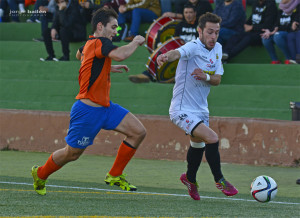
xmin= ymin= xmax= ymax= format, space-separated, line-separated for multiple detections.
xmin=0 ymin=8 xmax=4 ymax=17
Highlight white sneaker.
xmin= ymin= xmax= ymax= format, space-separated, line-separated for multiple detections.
xmin=289 ymin=59 xmax=297 ymax=64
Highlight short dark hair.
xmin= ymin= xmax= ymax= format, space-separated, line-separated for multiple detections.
xmin=91 ymin=7 xmax=118 ymax=33
xmin=183 ymin=2 xmax=196 ymax=11
xmin=198 ymin=12 xmax=222 ymax=30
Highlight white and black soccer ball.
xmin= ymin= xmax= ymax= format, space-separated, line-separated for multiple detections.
xmin=250 ymin=175 xmax=278 ymax=203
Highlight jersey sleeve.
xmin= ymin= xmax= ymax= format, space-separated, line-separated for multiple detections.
xmin=176 ymin=40 xmax=197 ymax=60
xmin=94 ymin=37 xmax=118 ymax=58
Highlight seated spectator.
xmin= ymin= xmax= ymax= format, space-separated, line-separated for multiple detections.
xmin=285 ymin=2 xmax=300 ymax=63
xmin=40 ymin=0 xmax=86 ymax=61
xmin=261 ymin=0 xmax=298 ymax=64
xmin=222 ymin=0 xmax=277 ymax=61
xmin=162 ymin=0 xmax=212 ymax=21
xmin=214 ymin=0 xmax=246 ymax=46
xmin=118 ymin=0 xmax=161 ymax=42
xmin=128 ymin=3 xmax=198 ymax=83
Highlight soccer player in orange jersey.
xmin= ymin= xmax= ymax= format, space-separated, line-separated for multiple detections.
xmin=31 ymin=7 xmax=146 ymax=195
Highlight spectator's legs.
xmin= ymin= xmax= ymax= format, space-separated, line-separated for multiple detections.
xmin=273 ymin=31 xmax=291 ymax=60
xmin=40 ymin=12 xmax=53 ymax=37
xmin=262 ymin=35 xmax=278 ymax=61
xmin=287 ymin=32 xmax=296 ymax=60
xmin=295 ymin=30 xmax=300 ymax=54
xmin=0 ymin=0 xmax=8 ymax=21
xmin=129 ymin=8 xmax=157 ymax=36
xmin=160 ymin=0 xmax=172 ymax=14
xmin=118 ymin=11 xmax=131 ymax=25
xmin=43 ymin=28 xmax=55 ymax=58
xmin=59 ymin=27 xmax=71 ymax=60
xmin=217 ymin=28 xmax=238 ymax=46
xmin=224 ymin=32 xmax=260 ymax=59
xmin=7 ymin=0 xmax=19 ymax=22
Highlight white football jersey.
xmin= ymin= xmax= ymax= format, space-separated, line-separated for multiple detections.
xmin=169 ymin=38 xmax=224 ymax=115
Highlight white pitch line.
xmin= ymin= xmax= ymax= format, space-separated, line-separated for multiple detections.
xmin=0 ymin=181 xmax=299 ymax=205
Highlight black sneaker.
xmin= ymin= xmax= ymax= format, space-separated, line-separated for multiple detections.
xmin=59 ymin=56 xmax=69 ymax=61
xmin=40 ymin=56 xmax=59 ymax=61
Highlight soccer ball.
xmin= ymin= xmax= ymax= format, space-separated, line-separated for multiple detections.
xmin=250 ymin=175 xmax=278 ymax=203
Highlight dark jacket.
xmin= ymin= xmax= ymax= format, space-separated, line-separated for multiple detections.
xmin=246 ymin=0 xmax=277 ymax=33
xmin=214 ymin=0 xmax=246 ymax=33
xmin=52 ymin=0 xmax=86 ymax=40
xmin=195 ymin=0 xmax=213 ymax=19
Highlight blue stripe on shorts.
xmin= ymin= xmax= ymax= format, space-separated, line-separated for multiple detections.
xmin=65 ymin=100 xmax=129 ymax=149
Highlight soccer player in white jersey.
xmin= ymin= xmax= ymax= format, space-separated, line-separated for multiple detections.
xmin=157 ymin=12 xmax=238 ymax=200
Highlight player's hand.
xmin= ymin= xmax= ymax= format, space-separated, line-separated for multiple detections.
xmin=111 ymin=65 xmax=129 ymax=73
xmin=244 ymin=24 xmax=253 ymax=32
xmin=51 ymin=29 xmax=58 ymax=40
xmin=119 ymin=5 xmax=127 ymax=13
xmin=292 ymin=21 xmax=299 ymax=31
xmin=162 ymin=12 xmax=173 ymax=18
xmin=191 ymin=68 xmax=207 ymax=81
xmin=132 ymin=35 xmax=145 ymax=46
xmin=156 ymin=53 xmax=168 ymax=66
xmin=260 ymin=29 xmax=271 ymax=39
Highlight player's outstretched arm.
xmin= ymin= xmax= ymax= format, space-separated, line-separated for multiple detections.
xmin=156 ymin=50 xmax=181 ymax=66
xmin=109 ymin=35 xmax=145 ymax=62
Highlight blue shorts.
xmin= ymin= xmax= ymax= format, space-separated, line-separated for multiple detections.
xmin=65 ymin=100 xmax=129 ymax=149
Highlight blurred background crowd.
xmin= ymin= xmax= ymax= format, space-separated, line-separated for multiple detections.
xmin=0 ymin=0 xmax=299 ymax=65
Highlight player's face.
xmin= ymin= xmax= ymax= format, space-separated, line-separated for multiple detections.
xmin=183 ymin=8 xmax=196 ymax=24
xmin=100 ymin=18 xmax=118 ymax=41
xmin=198 ymin=22 xmax=220 ymax=50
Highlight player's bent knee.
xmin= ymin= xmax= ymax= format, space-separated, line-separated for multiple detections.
xmin=136 ymin=126 xmax=147 ymax=141
xmin=206 ymin=134 xmax=219 ymax=144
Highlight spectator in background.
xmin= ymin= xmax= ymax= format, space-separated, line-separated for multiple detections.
xmin=0 ymin=0 xmax=26 ymax=22
xmin=162 ymin=0 xmax=212 ymax=21
xmin=27 ymin=0 xmax=56 ymax=24
xmin=104 ymin=0 xmax=126 ymax=13
xmin=222 ymin=0 xmax=277 ymax=61
xmin=285 ymin=1 xmax=300 ymax=63
xmin=79 ymin=0 xmax=106 ymax=23
xmin=214 ymin=0 xmax=246 ymax=46
xmin=128 ymin=3 xmax=198 ymax=83
xmin=261 ymin=0 xmax=299 ymax=64
xmin=118 ymin=0 xmax=161 ymax=42
xmin=40 ymin=0 xmax=86 ymax=61
xmin=30 ymin=0 xmax=57 ymax=42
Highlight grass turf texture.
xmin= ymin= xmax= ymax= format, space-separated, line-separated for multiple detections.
xmin=0 ymin=151 xmax=300 ymax=217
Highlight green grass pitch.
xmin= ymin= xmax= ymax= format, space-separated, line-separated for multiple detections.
xmin=0 ymin=151 xmax=300 ymax=217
